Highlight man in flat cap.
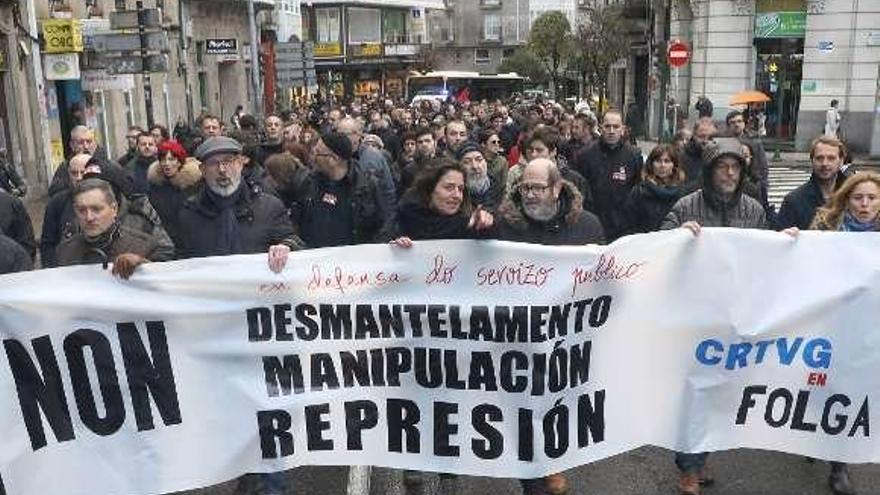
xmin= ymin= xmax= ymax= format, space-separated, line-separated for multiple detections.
xmin=176 ymin=136 xmax=302 ymax=272
xmin=288 ymin=131 xmax=392 ymax=247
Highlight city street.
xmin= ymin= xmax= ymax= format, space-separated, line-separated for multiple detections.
xmin=182 ymin=446 xmax=880 ymax=494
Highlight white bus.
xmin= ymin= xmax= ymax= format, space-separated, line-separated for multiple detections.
xmin=406 ymin=71 xmax=526 ymax=104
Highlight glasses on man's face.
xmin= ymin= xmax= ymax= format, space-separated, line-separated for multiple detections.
xmin=518 ymin=183 xmax=551 ymax=195
xmin=205 ymin=157 xmax=238 ymax=169
xmin=487 ymin=139 xmax=500 ymax=145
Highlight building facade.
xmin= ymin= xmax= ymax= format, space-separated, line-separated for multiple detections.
xmin=426 ymin=0 xmax=530 ymax=73
xmin=301 ymin=0 xmax=443 ymax=100
xmin=662 ymin=0 xmax=880 ymax=153
xmin=4 ymin=0 xmax=303 ymax=193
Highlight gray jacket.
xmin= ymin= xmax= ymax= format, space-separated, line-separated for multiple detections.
xmin=661 ymin=189 xmax=767 ymax=230
xmin=356 ymin=144 xmax=397 ymax=217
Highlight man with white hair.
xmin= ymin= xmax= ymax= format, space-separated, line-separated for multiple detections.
xmin=337 ymin=116 xmax=397 ymax=209
xmin=498 ymin=157 xmax=604 ymax=245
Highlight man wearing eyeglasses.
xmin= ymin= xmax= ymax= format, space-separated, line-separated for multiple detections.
xmin=49 ymin=126 xmax=119 ymax=196
xmin=176 ymin=136 xmax=302 ymax=272
xmin=574 ymin=110 xmax=644 ymax=241
xmin=498 ymin=157 xmax=604 ymax=246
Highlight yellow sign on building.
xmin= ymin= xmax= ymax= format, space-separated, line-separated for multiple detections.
xmin=314 ymin=43 xmax=342 ymax=57
xmin=42 ymin=19 xmax=84 ymax=54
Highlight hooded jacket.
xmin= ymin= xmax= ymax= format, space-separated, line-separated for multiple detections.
xmin=573 ymin=139 xmax=643 ymax=240
xmin=497 ymin=180 xmax=605 ymax=245
xmin=661 ymin=144 xmax=767 ymax=230
xmin=147 ymin=158 xmax=202 ymax=248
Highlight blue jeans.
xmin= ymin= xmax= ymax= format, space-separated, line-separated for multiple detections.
xmin=675 ymin=452 xmax=709 ymax=475
xmin=236 ymin=472 xmax=288 ymax=495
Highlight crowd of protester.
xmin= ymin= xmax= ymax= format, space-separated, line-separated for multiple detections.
xmin=0 ymin=92 xmax=875 ymax=495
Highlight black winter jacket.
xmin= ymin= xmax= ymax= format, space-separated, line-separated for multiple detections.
xmin=775 ymin=171 xmax=848 ymax=230
xmin=624 ymin=181 xmax=688 ymax=234
xmin=0 ymin=233 xmax=32 ymax=274
xmin=147 ymin=158 xmax=202 ymax=249
xmin=497 ymin=180 xmax=605 ymax=245
xmin=0 ymin=191 xmax=35 ymax=259
xmin=573 ymin=140 xmax=643 ymax=240
xmin=289 ymin=164 xmax=392 ymax=247
xmin=177 ymin=183 xmax=302 ymax=259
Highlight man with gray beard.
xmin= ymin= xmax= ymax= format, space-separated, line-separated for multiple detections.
xmin=176 ymin=136 xmax=301 ymax=273
xmin=457 ymin=141 xmax=504 ymax=212
xmin=497 ymin=158 xmax=605 ymax=245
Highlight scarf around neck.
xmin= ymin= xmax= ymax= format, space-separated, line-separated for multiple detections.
xmin=204 ymin=184 xmax=244 ymax=254
xmin=841 ymin=211 xmax=878 ymax=232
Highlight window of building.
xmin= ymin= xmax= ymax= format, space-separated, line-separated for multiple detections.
xmin=198 ymin=72 xmax=208 ymax=110
xmin=195 ymin=40 xmax=204 ymax=66
xmin=454 ymin=51 xmax=463 ymax=64
xmin=348 ymin=7 xmax=381 ymax=43
xmin=483 ymin=14 xmax=501 ymax=41
xmin=502 ymin=48 xmax=515 ymax=61
xmin=475 ymin=48 xmax=491 ymax=64
xmin=316 ymin=7 xmax=340 ymax=43
xmin=384 ymin=10 xmax=407 ymax=43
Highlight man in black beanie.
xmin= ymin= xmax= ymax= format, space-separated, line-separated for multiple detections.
xmin=288 ymin=132 xmax=392 ymax=247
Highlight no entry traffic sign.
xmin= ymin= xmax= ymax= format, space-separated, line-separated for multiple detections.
xmin=667 ymin=40 xmax=690 ymax=67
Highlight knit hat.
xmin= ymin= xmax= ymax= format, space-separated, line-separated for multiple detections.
xmin=455 ymin=140 xmax=482 ymax=161
xmin=194 ymin=136 xmax=243 ymax=162
xmin=702 ymin=137 xmax=745 ymax=169
xmin=321 ymin=132 xmax=353 ymax=161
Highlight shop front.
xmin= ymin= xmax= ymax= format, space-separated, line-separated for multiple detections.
xmin=753 ymin=3 xmax=805 ymax=141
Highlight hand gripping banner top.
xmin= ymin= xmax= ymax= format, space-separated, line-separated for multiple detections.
xmin=1 ymin=229 xmax=880 ymax=495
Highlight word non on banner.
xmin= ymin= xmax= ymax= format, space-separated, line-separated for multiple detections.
xmin=1 ymin=230 xmax=880 ymax=495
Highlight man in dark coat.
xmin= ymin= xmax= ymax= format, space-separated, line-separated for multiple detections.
xmin=176 ymin=136 xmax=302 ymax=267
xmin=573 ymin=109 xmax=643 ymax=240
xmin=289 ymin=132 xmax=392 ymax=248
xmin=776 ymin=136 xmax=849 ymax=230
xmin=498 ymin=158 xmax=604 ymax=245
xmin=662 ymin=138 xmax=767 ymax=231
xmin=125 ymin=132 xmax=159 ymax=193
xmin=661 ymin=138 xmax=766 ymax=495
xmin=680 ymin=117 xmax=717 ymax=191
xmin=457 ymin=141 xmax=505 ymax=212
xmin=0 ymin=189 xmax=35 ymax=260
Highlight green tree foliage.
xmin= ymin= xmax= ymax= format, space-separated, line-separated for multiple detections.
xmin=527 ymin=11 xmax=573 ymax=97
xmin=572 ymin=1 xmax=630 ymax=102
xmin=497 ymin=49 xmax=548 ymax=86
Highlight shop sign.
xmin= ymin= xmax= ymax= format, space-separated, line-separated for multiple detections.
xmin=385 ymin=44 xmax=419 ymax=56
xmin=314 ymin=43 xmax=342 ymax=57
xmin=81 ymin=70 xmax=135 ymax=91
xmin=351 ymin=43 xmax=382 ymax=58
xmin=818 ymin=41 xmax=834 ymax=53
xmin=754 ymin=12 xmax=806 ymax=39
xmin=42 ymin=19 xmax=84 ymax=53
xmin=205 ymin=39 xmax=238 ymax=55
xmin=802 ymin=80 xmax=818 ymax=93
xmin=44 ymin=53 xmax=81 ymax=80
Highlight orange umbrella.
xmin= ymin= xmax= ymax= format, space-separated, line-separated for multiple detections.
xmin=729 ymin=90 xmax=771 ymax=105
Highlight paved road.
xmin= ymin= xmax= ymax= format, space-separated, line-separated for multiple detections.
xmin=180 ymin=446 xmax=880 ymax=494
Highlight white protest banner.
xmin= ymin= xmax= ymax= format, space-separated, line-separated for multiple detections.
xmin=1 ymin=229 xmax=879 ymax=495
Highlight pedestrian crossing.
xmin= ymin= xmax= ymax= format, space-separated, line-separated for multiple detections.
xmin=767 ymin=165 xmax=812 ymax=210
